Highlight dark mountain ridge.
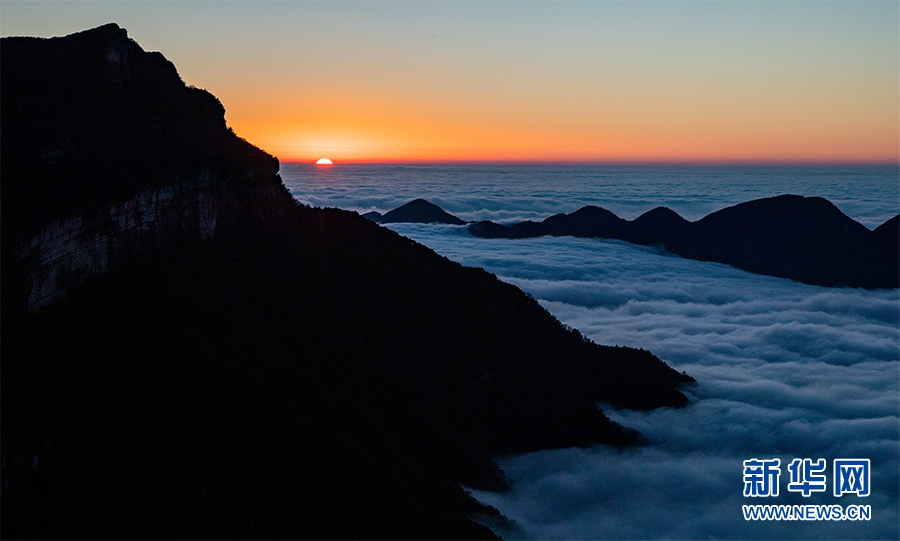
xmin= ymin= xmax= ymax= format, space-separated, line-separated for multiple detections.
xmin=1 ymin=24 xmax=692 ymax=539
xmin=2 ymin=23 xmax=280 ymax=240
xmin=469 ymin=196 xmax=899 ymax=289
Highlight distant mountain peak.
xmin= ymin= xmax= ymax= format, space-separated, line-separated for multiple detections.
xmin=370 ymin=198 xmax=466 ymax=225
xmin=635 ymin=206 xmax=687 ymax=221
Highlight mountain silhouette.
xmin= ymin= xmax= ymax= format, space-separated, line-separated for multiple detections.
xmin=364 ymin=198 xmax=466 ymax=225
xmin=470 ymin=195 xmax=898 ymax=289
xmin=1 ymin=24 xmax=693 ymax=539
xmin=872 ymin=215 xmax=899 ymax=252
xmin=626 ymin=206 xmax=692 ymax=247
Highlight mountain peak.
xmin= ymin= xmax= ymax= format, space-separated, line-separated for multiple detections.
xmin=634 ymin=206 xmax=687 ymax=222
xmin=376 ymin=198 xmax=466 ymax=225
xmin=1 ymin=24 xmax=277 ymax=240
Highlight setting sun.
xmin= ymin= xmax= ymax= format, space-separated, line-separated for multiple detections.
xmin=315 ymin=158 xmax=333 ymax=165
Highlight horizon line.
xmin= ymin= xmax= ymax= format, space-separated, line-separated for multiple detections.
xmin=284 ymin=158 xmax=900 ymax=167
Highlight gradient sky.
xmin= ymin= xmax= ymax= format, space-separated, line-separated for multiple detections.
xmin=2 ymin=1 xmax=898 ymax=163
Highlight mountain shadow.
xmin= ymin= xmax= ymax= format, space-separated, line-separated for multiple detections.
xmin=469 ymin=196 xmax=899 ymax=289
xmin=1 ymin=24 xmax=693 ymax=539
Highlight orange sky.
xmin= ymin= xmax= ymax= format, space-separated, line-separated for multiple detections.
xmin=228 ymin=78 xmax=898 ymax=164
xmin=3 ymin=1 xmax=898 ymax=164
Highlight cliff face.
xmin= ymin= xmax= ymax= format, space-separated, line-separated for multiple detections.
xmin=2 ymin=25 xmax=692 ymax=539
xmin=12 ymin=171 xmax=277 ymax=310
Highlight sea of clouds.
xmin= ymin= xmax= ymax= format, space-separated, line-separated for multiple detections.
xmin=387 ymin=225 xmax=899 ymax=540
xmin=284 ymin=163 xmax=899 ymax=539
xmin=281 ymin=162 xmax=900 ymax=228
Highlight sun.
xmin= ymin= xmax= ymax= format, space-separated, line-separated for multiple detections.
xmin=315 ymin=158 xmax=333 ymax=165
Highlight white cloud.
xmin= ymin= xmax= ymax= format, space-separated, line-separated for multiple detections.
xmin=391 ymin=225 xmax=899 ymax=540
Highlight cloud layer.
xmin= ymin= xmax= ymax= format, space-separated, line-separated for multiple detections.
xmin=388 ymin=224 xmax=899 ymax=540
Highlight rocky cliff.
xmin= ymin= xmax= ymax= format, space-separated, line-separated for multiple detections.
xmin=1 ymin=25 xmax=692 ymax=539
